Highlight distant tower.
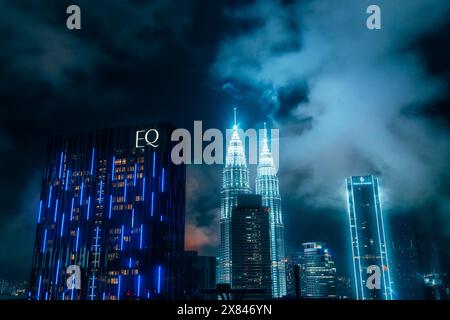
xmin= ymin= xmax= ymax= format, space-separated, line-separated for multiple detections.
xmin=346 ymin=175 xmax=393 ymax=300
xmin=300 ymin=242 xmax=337 ymax=299
xmin=218 ymin=108 xmax=251 ymax=284
xmin=256 ymin=123 xmax=287 ymax=298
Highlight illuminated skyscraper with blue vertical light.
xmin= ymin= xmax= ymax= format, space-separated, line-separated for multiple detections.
xmin=29 ymin=123 xmax=185 ymax=300
xmin=218 ymin=109 xmax=251 ymax=284
xmin=256 ymin=124 xmax=286 ymax=298
xmin=346 ymin=175 xmax=393 ymax=300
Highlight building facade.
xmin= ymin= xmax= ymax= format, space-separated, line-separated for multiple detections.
xmin=256 ymin=124 xmax=286 ymax=298
xmin=300 ymin=242 xmax=337 ymax=299
xmin=346 ymin=175 xmax=393 ymax=300
xmin=29 ymin=123 xmax=186 ymax=300
xmin=183 ymin=251 xmax=217 ymax=300
xmin=218 ymin=111 xmax=251 ymax=284
xmin=231 ymin=195 xmax=272 ymax=299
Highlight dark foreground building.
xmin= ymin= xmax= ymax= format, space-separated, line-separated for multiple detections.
xmin=29 ymin=123 xmax=186 ymax=300
xmin=183 ymin=251 xmax=217 ymax=300
xmin=231 ymin=195 xmax=272 ymax=299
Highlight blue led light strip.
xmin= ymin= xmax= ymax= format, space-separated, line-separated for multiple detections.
xmin=131 ymin=209 xmax=135 ymax=228
xmin=111 ymin=156 xmax=116 ymax=181
xmin=91 ymin=275 xmax=95 ymax=300
xmin=59 ymin=152 xmax=64 ymax=179
xmin=65 ymin=170 xmax=70 ymax=191
xmin=99 ymin=180 xmax=103 ymax=203
xmin=137 ymin=275 xmax=141 ymax=297
xmin=108 ymin=195 xmax=113 ymax=219
xmin=75 ymin=227 xmax=80 ymax=252
xmin=161 ymin=168 xmax=165 ymax=192
xmin=124 ymin=179 xmax=127 ymax=203
xmin=60 ymin=213 xmax=65 ymax=237
xmin=134 ymin=163 xmax=137 ymax=186
xmin=55 ymin=259 xmax=60 ymax=285
xmin=152 ymin=152 xmax=156 ymax=177
xmin=37 ymin=200 xmax=42 ymax=223
xmin=53 ymin=199 xmax=59 ymax=222
xmin=86 ymin=196 xmax=91 ymax=220
xmin=151 ymin=192 xmax=154 ymax=216
xmin=90 ymin=148 xmax=95 ymax=175
xmin=117 ymin=275 xmax=121 ymax=300
xmin=70 ymin=197 xmax=75 ymax=221
xmin=37 ymin=275 xmax=42 ymax=300
xmin=48 ymin=185 xmax=52 ymax=208
xmin=120 ymin=225 xmax=124 ymax=251
xmin=157 ymin=266 xmax=162 ymax=294
xmin=80 ymin=182 xmax=84 ymax=205
xmin=42 ymin=229 xmax=47 ymax=252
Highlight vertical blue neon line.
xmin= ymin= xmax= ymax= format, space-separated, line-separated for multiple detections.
xmin=139 ymin=224 xmax=143 ymax=249
xmin=75 ymin=227 xmax=80 ymax=252
xmin=62 ymin=292 xmax=65 ymax=300
xmin=99 ymin=180 xmax=103 ymax=203
xmin=131 ymin=209 xmax=135 ymax=228
xmin=37 ymin=200 xmax=42 ymax=223
xmin=128 ymin=257 xmax=132 ymax=268
xmin=102 ymin=292 xmax=105 ymax=300
xmin=134 ymin=163 xmax=137 ymax=186
xmin=59 ymin=152 xmax=64 ymax=179
xmin=151 ymin=192 xmax=154 ymax=216
xmin=53 ymin=199 xmax=59 ymax=222
xmin=160 ymin=215 xmax=163 ymax=222
xmin=108 ymin=195 xmax=113 ymax=219
xmin=117 ymin=275 xmax=121 ymax=300
xmin=161 ymin=168 xmax=165 ymax=192
xmin=70 ymin=197 xmax=75 ymax=221
xmin=45 ymin=292 xmax=48 ymax=300
xmin=80 ymin=182 xmax=84 ymax=205
xmin=42 ymin=229 xmax=47 ymax=252
xmin=124 ymin=179 xmax=127 ymax=203
xmin=157 ymin=266 xmax=162 ymax=294
xmin=55 ymin=260 xmax=60 ymax=285
xmin=86 ymin=196 xmax=91 ymax=220
xmin=65 ymin=170 xmax=70 ymax=191
xmin=71 ymin=286 xmax=74 ymax=300
xmin=90 ymin=148 xmax=95 ymax=175
xmin=152 ymin=152 xmax=156 ymax=177
xmin=142 ymin=177 xmax=146 ymax=197
xmin=111 ymin=156 xmax=116 ymax=181
xmin=137 ymin=275 xmax=141 ymax=297
xmin=120 ymin=225 xmax=124 ymax=251
xmin=60 ymin=214 xmax=65 ymax=237
xmin=91 ymin=275 xmax=95 ymax=300
xmin=48 ymin=185 xmax=52 ymax=208
xmin=37 ymin=276 xmax=42 ymax=300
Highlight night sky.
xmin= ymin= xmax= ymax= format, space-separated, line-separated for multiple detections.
xmin=1 ymin=0 xmax=450 ymax=282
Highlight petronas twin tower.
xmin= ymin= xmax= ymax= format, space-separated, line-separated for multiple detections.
xmin=218 ymin=109 xmax=287 ymax=298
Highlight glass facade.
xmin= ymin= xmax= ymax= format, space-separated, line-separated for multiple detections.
xmin=29 ymin=123 xmax=185 ymax=300
xmin=346 ymin=175 xmax=393 ymax=300
xmin=300 ymin=242 xmax=337 ymax=299
xmin=218 ymin=114 xmax=251 ymax=284
xmin=256 ymin=125 xmax=286 ymax=298
xmin=231 ymin=195 xmax=272 ymax=299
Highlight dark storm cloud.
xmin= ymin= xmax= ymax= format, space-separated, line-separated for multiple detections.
xmin=214 ymin=0 xmax=450 ymax=208
xmin=213 ymin=0 xmax=450 ymax=265
xmin=0 ymin=0 xmax=231 ymax=280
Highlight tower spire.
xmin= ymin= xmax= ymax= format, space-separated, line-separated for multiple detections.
xmin=233 ymin=107 xmax=237 ymax=129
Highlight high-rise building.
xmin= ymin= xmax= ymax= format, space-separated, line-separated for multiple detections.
xmin=285 ymin=253 xmax=302 ymax=299
xmin=389 ymin=216 xmax=424 ymax=299
xmin=346 ymin=175 xmax=393 ymax=300
xmin=218 ymin=109 xmax=251 ymax=284
xmin=300 ymin=242 xmax=337 ymax=299
xmin=256 ymin=124 xmax=286 ymax=298
xmin=231 ymin=195 xmax=272 ymax=299
xmin=29 ymin=123 xmax=186 ymax=300
xmin=183 ymin=251 xmax=217 ymax=300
